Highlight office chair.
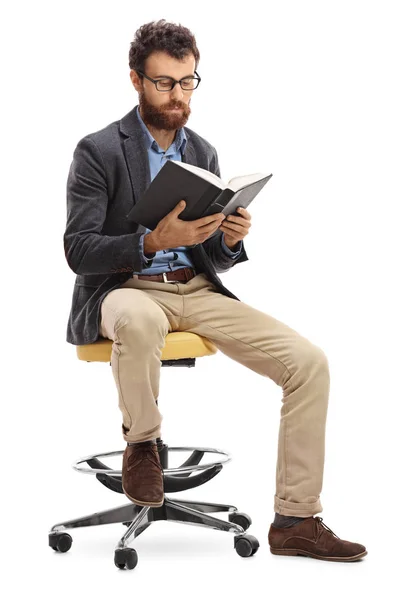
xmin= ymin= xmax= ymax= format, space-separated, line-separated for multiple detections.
xmin=48 ymin=331 xmax=260 ymax=570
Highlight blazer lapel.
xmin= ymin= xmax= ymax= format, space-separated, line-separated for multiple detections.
xmin=120 ymin=107 xmax=150 ymax=229
xmin=181 ymin=140 xmax=197 ymax=167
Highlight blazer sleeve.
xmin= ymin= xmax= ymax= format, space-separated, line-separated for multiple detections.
xmin=201 ymin=146 xmax=249 ymax=273
xmin=64 ymin=136 xmax=147 ymax=275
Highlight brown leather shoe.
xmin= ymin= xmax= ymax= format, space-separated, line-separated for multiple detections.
xmin=122 ymin=441 xmax=164 ymax=508
xmin=268 ymin=516 xmax=367 ymax=562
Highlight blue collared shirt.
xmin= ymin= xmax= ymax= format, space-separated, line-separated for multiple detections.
xmin=133 ymin=105 xmax=242 ymax=274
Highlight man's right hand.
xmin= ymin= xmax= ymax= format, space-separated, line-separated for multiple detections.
xmin=145 ymin=200 xmax=225 ymax=253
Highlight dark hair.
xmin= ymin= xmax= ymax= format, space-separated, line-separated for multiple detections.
xmin=129 ymin=19 xmax=200 ymax=78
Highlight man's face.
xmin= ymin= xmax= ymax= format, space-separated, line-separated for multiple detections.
xmin=131 ymin=51 xmax=195 ymax=130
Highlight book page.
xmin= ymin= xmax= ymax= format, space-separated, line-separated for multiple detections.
xmin=227 ymin=173 xmax=268 ymax=192
xmin=170 ymin=160 xmax=225 ymax=188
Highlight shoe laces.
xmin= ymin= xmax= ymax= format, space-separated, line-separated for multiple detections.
xmin=314 ymin=517 xmax=340 ymax=542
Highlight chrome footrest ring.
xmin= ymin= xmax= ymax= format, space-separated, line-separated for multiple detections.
xmin=72 ymin=446 xmax=232 ymax=476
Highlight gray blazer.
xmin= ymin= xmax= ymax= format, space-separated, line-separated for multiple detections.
xmin=64 ymin=104 xmax=249 ymax=346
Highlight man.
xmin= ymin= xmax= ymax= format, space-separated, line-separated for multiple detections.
xmin=64 ymin=19 xmax=367 ymax=561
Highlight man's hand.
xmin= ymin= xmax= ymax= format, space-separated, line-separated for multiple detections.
xmin=219 ymin=207 xmax=252 ymax=249
xmin=146 ymin=200 xmax=225 ymax=252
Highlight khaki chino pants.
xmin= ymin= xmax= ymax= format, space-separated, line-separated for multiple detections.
xmin=99 ymin=272 xmax=330 ymax=517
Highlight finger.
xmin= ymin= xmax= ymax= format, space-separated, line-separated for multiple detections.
xmin=236 ymin=207 xmax=251 ymax=220
xmin=198 ymin=213 xmax=225 ymax=228
xmin=220 ymin=221 xmax=246 ymax=233
xmin=226 ymin=214 xmax=249 ymax=225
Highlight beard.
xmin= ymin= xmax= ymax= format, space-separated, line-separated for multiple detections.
xmin=138 ymin=90 xmax=191 ymax=131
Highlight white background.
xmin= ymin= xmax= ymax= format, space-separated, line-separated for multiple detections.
xmin=2 ymin=0 xmax=399 ymax=597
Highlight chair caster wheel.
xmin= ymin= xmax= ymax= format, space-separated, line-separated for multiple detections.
xmin=114 ymin=548 xmax=138 ymax=570
xmin=49 ymin=532 xmax=73 ymax=553
xmin=229 ymin=511 xmax=252 ymax=531
xmin=234 ymin=534 xmax=260 ymax=557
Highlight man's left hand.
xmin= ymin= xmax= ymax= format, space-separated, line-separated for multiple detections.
xmin=219 ymin=207 xmax=252 ymax=249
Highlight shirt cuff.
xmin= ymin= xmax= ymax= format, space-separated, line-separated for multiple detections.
xmin=221 ymin=233 xmax=243 ymax=257
xmin=139 ymin=233 xmax=156 ymax=266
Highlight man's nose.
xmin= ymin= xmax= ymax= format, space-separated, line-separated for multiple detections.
xmin=171 ymin=83 xmax=184 ymax=101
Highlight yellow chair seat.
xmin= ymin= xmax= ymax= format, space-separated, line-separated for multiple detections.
xmin=76 ymin=331 xmax=218 ymax=362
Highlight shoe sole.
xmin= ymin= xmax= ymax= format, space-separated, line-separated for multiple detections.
xmin=122 ymin=485 xmax=164 ymax=508
xmin=270 ymin=547 xmax=368 ymax=561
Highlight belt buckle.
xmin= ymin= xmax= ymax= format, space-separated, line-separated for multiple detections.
xmin=162 ymin=272 xmax=179 ymax=284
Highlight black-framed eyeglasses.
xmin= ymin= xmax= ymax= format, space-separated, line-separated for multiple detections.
xmin=136 ymin=70 xmax=201 ymax=92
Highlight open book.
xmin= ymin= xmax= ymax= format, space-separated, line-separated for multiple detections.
xmin=126 ymin=159 xmax=273 ymax=231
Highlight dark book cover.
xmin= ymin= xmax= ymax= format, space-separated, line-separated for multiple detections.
xmin=126 ymin=159 xmax=272 ymax=230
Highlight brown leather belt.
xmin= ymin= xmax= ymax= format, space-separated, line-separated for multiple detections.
xmin=133 ymin=267 xmax=197 ymax=284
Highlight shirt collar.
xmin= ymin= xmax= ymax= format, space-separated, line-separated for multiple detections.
xmin=136 ymin=105 xmax=187 ymax=155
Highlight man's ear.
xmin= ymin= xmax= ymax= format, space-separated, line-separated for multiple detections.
xmin=130 ymin=70 xmax=142 ymax=93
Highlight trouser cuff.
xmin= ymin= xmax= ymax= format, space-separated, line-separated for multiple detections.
xmin=122 ymin=425 xmax=162 ymax=443
xmin=274 ymin=495 xmax=323 ymax=517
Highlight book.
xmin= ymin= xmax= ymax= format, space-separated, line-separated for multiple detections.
xmin=126 ymin=160 xmax=273 ymax=231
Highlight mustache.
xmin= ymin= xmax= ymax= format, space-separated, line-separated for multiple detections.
xmin=163 ymin=102 xmax=186 ymax=110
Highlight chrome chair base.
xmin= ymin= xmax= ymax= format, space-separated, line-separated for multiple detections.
xmin=48 ymin=440 xmax=260 ymax=568
xmin=51 ymin=496 xmax=244 ymax=540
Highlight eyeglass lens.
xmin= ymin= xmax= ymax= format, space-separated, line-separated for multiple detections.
xmin=156 ymin=78 xmax=198 ymax=91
